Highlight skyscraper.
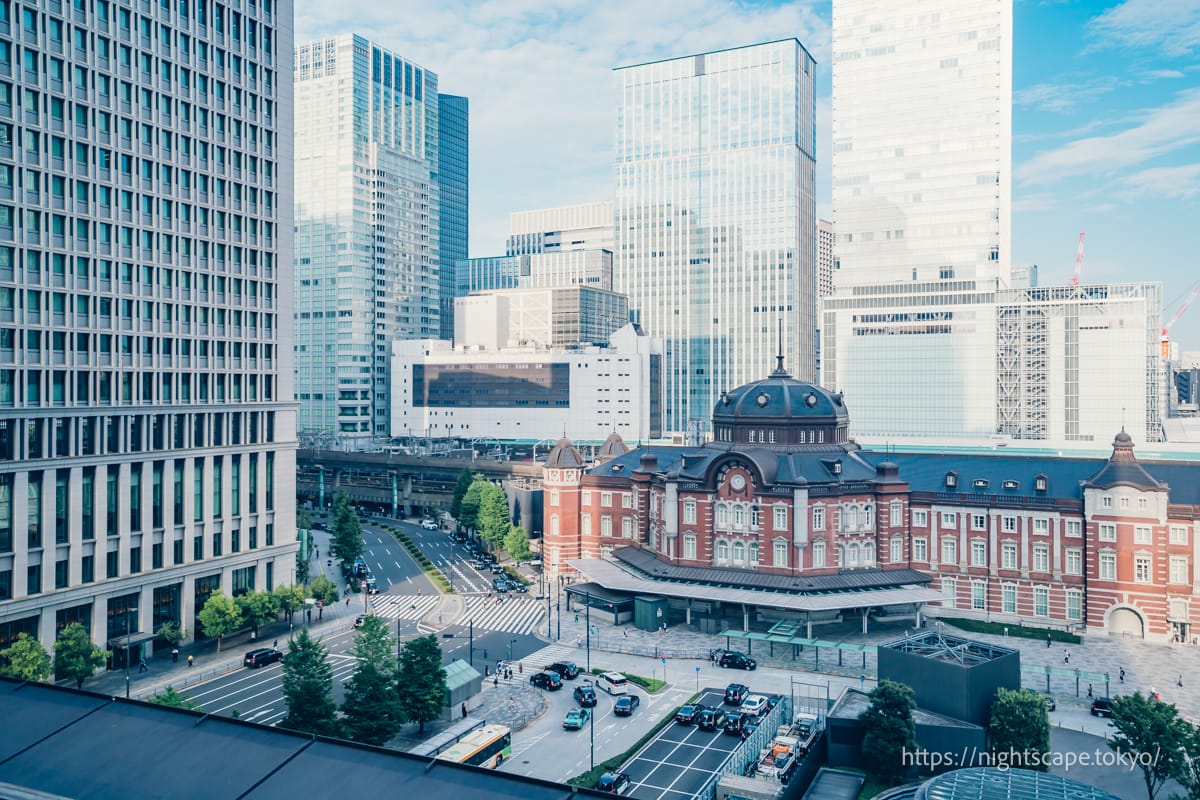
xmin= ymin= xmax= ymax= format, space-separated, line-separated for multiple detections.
xmin=615 ymin=41 xmax=817 ymax=436
xmin=507 ymin=201 xmax=614 ymax=256
xmin=0 ymin=0 xmax=296 ymax=659
xmin=825 ymin=0 xmax=1012 ymax=437
xmin=294 ymin=35 xmax=441 ymax=443
xmin=437 ymin=94 xmax=468 ymax=340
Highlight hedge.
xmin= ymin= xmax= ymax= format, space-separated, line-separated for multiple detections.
xmin=940 ymin=616 xmax=1080 ymax=644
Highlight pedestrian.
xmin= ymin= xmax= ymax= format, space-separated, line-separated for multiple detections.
xmin=493 ymin=676 xmax=499 ymax=688
xmin=171 ymin=647 xmax=179 ymax=663
xmin=518 ymin=662 xmax=523 ymax=675
xmin=1063 ymin=650 xmax=1069 ymax=664
xmin=1151 ymin=686 xmax=1158 ymax=701
xmin=1046 ymin=633 xmax=1052 ymax=648
xmin=575 ymin=613 xmax=580 ymax=624
xmin=138 ymin=657 xmax=148 ymax=673
xmin=1179 ymin=674 xmax=1184 ymax=688
xmin=483 ymin=649 xmax=488 ymax=660
xmin=485 ymin=666 xmax=490 ymax=677
xmin=1119 ymin=667 xmax=1125 ymax=683
xmin=1087 ymin=684 xmax=1093 ymax=698
xmin=506 ymin=668 xmax=512 ymax=680
xmin=462 ymin=702 xmax=468 ymax=719
xmin=623 ymin=629 xmax=628 ymax=638
xmin=273 ymin=640 xmax=278 ymax=650
xmin=345 ymin=596 xmax=350 ymax=607
xmin=187 ymin=654 xmax=194 ymax=668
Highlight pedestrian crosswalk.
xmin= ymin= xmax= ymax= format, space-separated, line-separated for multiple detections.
xmin=367 ymin=594 xmax=548 ymax=635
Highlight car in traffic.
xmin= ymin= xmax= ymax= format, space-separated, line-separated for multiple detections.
xmin=723 ymin=712 xmax=748 ymax=737
xmin=546 ymin=661 xmax=580 ymax=680
xmin=574 ymin=682 xmax=598 ymax=708
xmin=243 ymin=647 xmax=284 ymax=668
xmin=508 ymin=579 xmax=528 ymax=593
xmin=530 ymin=671 xmax=563 ymax=691
xmin=420 ymin=518 xmax=439 ymax=530
xmin=354 ymin=614 xmax=369 ymax=628
xmin=490 ymin=563 xmax=506 ymax=574
xmin=740 ymin=694 xmax=770 ymax=717
xmin=1090 ymin=697 xmax=1114 ymax=717
xmin=363 ymin=576 xmax=379 ymax=594
xmin=594 ymin=772 xmax=631 ymax=795
xmin=696 ymin=707 xmax=727 ymax=731
xmin=614 ymin=695 xmax=640 ymax=717
xmin=562 ymin=707 xmax=590 ymax=730
xmin=492 ymin=577 xmax=510 ymax=592
xmin=724 ymin=683 xmax=750 ymax=705
xmin=719 ymin=651 xmax=757 ymax=670
xmin=675 ymin=704 xmax=704 ymax=725
xmin=597 ymin=672 xmax=628 ymax=695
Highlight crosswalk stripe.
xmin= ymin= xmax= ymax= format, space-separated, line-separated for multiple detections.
xmin=365 ymin=594 xmax=547 ymax=635
xmin=369 ymin=595 xmax=440 ymax=620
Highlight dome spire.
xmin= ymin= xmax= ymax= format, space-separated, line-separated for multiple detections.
xmin=772 ymin=318 xmax=789 ymax=377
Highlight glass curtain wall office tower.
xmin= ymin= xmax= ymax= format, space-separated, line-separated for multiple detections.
xmin=294 ymin=35 xmax=440 ymax=443
xmin=0 ymin=0 xmax=297 ymax=659
xmin=437 ymin=93 xmax=467 ymax=341
xmin=615 ymin=40 xmax=817 ymax=437
xmin=824 ymin=0 xmax=1012 ymax=437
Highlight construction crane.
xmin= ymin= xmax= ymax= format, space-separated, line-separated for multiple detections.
xmin=1161 ymin=279 xmax=1200 ymax=359
xmin=1070 ymin=232 xmax=1085 ymax=286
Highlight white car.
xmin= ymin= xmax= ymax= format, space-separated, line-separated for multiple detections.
xmin=420 ymin=518 xmax=439 ymax=530
xmin=739 ymin=694 xmax=770 ymax=717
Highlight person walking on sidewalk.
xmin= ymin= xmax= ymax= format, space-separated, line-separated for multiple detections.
xmin=461 ymin=702 xmax=468 ymax=719
xmin=171 ymin=648 xmax=179 ymax=663
xmin=187 ymin=654 xmax=194 ymax=668
xmin=1063 ymin=649 xmax=1070 ymax=664
xmin=138 ymin=658 xmax=148 ymax=673
xmin=1119 ymin=667 xmax=1125 ymax=683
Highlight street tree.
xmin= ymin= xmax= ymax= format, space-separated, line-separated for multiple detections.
xmin=340 ymin=616 xmax=403 ymax=745
xmin=295 ymin=548 xmax=311 ymax=585
xmin=297 ymin=510 xmax=314 ymax=533
xmin=477 ymin=483 xmax=511 ymax=548
xmin=331 ymin=493 xmax=364 ymax=570
xmin=1172 ymin=721 xmax=1200 ymax=800
xmin=397 ymin=634 xmax=447 ymax=735
xmin=988 ymin=688 xmax=1050 ymax=770
xmin=503 ymin=524 xmax=533 ymax=561
xmin=308 ymin=574 xmax=340 ymax=607
xmin=273 ymin=584 xmax=307 ymax=624
xmin=53 ymin=623 xmax=109 ymax=690
xmin=459 ymin=481 xmax=484 ymax=533
xmin=280 ymin=628 xmax=339 ymax=737
xmin=1109 ymin=691 xmax=1192 ymax=800
xmin=154 ymin=622 xmax=185 ymax=647
xmin=237 ymin=590 xmax=280 ymax=638
xmin=1 ymin=633 xmax=52 ymax=682
xmin=197 ymin=591 xmax=243 ymax=653
xmin=151 ymin=686 xmax=199 ymax=711
xmin=450 ymin=468 xmax=474 ymax=521
xmin=858 ymin=679 xmax=917 ymax=783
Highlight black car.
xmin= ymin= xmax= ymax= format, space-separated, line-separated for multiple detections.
xmin=508 ymin=579 xmax=528 ymax=593
xmin=724 ymin=683 xmax=750 ymax=705
xmin=595 ymin=772 xmax=631 ymax=795
xmin=574 ymin=683 xmax=598 ymax=707
xmin=696 ymin=707 xmax=727 ymax=731
xmin=719 ymin=652 xmax=757 ymax=671
xmin=530 ymin=671 xmax=563 ymax=691
xmin=490 ymin=563 xmax=506 ymax=574
xmin=614 ymin=695 xmax=640 ymax=717
xmin=675 ymin=704 xmax=704 ymax=725
xmin=363 ymin=576 xmax=379 ymax=594
xmin=547 ymin=661 xmax=580 ymax=679
xmin=492 ymin=577 xmax=511 ymax=592
xmin=1091 ymin=697 xmax=1114 ymax=717
xmin=243 ymin=647 xmax=283 ymax=668
xmin=723 ymin=712 xmax=748 ymax=737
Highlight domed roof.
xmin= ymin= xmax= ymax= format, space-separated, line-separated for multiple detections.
xmin=1113 ymin=429 xmax=1134 ymax=447
xmin=713 ymin=368 xmax=848 ymax=424
xmin=597 ymin=431 xmax=629 ymax=461
xmin=545 ymin=437 xmax=584 ymax=469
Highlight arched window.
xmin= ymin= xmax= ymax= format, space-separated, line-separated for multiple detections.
xmin=862 ymin=540 xmax=874 ymax=565
xmin=550 ymin=514 xmax=559 ymax=536
xmin=847 ymin=542 xmax=859 ymax=566
xmin=749 ymin=542 xmax=759 ymax=565
xmin=845 ymin=505 xmax=859 ymax=530
xmin=733 ymin=505 xmax=745 ymax=529
xmin=862 ymin=504 xmax=874 ymax=530
xmin=812 ymin=539 xmax=826 ymax=568
xmin=716 ymin=504 xmax=729 ymax=528
xmin=716 ymin=539 xmax=729 ymax=562
xmin=732 ymin=541 xmax=746 ymax=564
xmin=550 ymin=488 xmax=560 ymax=505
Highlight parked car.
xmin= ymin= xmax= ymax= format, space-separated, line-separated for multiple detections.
xmin=614 ymin=695 xmax=640 ymax=717
xmin=696 ymin=707 xmax=727 ymax=731
xmin=243 ymin=647 xmax=283 ymax=668
xmin=595 ymin=772 xmax=631 ymax=795
xmin=547 ymin=661 xmax=580 ymax=680
xmin=766 ymin=694 xmax=783 ymax=712
xmin=740 ymin=694 xmax=770 ymax=717
xmin=1091 ymin=697 xmax=1114 ymax=717
xmin=420 ymin=518 xmax=439 ymax=530
xmin=562 ymin=707 xmax=590 ymax=730
xmin=574 ymin=682 xmax=598 ymax=708
xmin=719 ymin=652 xmax=757 ymax=671
xmin=724 ymin=683 xmax=750 ymax=705
xmin=530 ymin=671 xmax=564 ymax=691
xmin=723 ymin=712 xmax=748 ymax=737
xmin=675 ymin=704 xmax=704 ymax=725
xmin=364 ymin=576 xmax=379 ymax=594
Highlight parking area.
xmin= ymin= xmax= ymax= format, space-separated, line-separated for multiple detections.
xmin=621 ymin=688 xmax=749 ymax=800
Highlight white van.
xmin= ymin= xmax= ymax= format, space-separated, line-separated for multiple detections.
xmin=597 ymin=672 xmax=628 ymax=695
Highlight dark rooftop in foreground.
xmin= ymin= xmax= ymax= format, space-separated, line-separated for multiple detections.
xmin=881 ymin=631 xmax=1018 ymax=667
xmin=916 ymin=767 xmax=1122 ymax=800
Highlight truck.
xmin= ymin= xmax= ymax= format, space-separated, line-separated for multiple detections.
xmin=752 ymin=713 xmax=822 ymax=785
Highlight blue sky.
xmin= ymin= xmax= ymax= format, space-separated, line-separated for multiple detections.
xmin=295 ymin=0 xmax=1200 ymax=349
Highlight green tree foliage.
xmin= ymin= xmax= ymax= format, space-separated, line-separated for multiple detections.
xmin=988 ymin=688 xmax=1050 ymax=770
xmin=503 ymin=524 xmax=533 ymax=561
xmin=1 ymin=633 xmax=52 ymax=682
xmin=397 ymin=634 xmax=447 ymax=735
xmin=151 ymin=686 xmax=199 ymax=711
xmin=280 ymin=628 xmax=339 ymax=737
xmin=1109 ymin=692 xmax=1192 ymax=800
xmin=450 ymin=468 xmax=474 ymax=521
xmin=236 ymin=590 xmax=280 ymax=636
xmin=297 ymin=510 xmax=314 ymax=533
xmin=53 ymin=623 xmax=109 ymax=690
xmin=459 ymin=481 xmax=484 ymax=532
xmin=295 ymin=548 xmax=311 ymax=585
xmin=154 ymin=621 xmax=184 ymax=646
xmin=197 ymin=591 xmax=243 ymax=652
xmin=273 ymin=584 xmax=307 ymax=624
xmin=340 ymin=616 xmax=403 ymax=745
xmin=331 ymin=494 xmax=364 ymax=570
xmin=1173 ymin=722 xmax=1200 ymax=800
xmin=858 ymin=679 xmax=917 ymax=783
xmin=307 ymin=574 xmax=340 ymax=607
xmin=477 ymin=483 xmax=511 ymax=548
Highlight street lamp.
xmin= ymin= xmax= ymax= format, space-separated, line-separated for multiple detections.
xmin=585 ymin=591 xmax=591 ymax=673
xmin=506 ymin=638 xmax=516 ymax=664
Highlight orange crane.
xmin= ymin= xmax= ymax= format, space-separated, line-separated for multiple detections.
xmin=1070 ymin=232 xmax=1085 ymax=286
xmin=1161 ymin=280 xmax=1200 ymax=358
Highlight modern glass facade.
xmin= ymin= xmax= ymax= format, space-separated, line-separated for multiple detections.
xmin=294 ymin=34 xmax=440 ymax=442
xmin=0 ymin=0 xmax=296 ymax=656
xmin=437 ymin=93 xmax=468 ymax=340
xmin=614 ymin=40 xmax=817 ymax=436
xmin=825 ymin=0 xmax=1012 ymax=438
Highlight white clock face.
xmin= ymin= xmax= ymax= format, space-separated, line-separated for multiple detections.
xmin=730 ymin=474 xmax=746 ymax=491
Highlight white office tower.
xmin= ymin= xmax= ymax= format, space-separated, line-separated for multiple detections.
xmin=294 ymin=35 xmax=440 ymax=443
xmin=0 ymin=1 xmax=297 ymax=661
xmin=615 ymin=41 xmax=818 ymax=436
xmin=507 ymin=201 xmax=614 ymax=256
xmin=826 ymin=0 xmax=1012 ymax=437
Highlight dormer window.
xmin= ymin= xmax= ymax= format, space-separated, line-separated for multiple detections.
xmin=832 ymin=460 xmax=842 ymax=475
xmin=1034 ymin=474 xmax=1048 ymax=492
xmin=973 ymin=478 xmax=989 ymax=490
xmin=945 ymin=471 xmax=958 ymax=489
xmin=1003 ymin=480 xmax=1019 ymax=490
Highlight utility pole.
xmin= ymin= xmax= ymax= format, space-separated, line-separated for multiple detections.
xmin=585 ymin=591 xmax=591 ymax=673
xmin=469 ymin=619 xmax=474 ymax=666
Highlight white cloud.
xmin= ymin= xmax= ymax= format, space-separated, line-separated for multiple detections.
xmin=1141 ymin=69 xmax=1185 ymax=80
xmin=1087 ymin=0 xmax=1200 ymax=58
xmin=1015 ymin=88 xmax=1200 ymax=184
xmin=1114 ymin=164 xmax=1200 ymax=200
xmin=294 ymin=0 xmax=831 ymax=255
xmin=1012 ymin=192 xmax=1058 ymax=212
xmin=1014 ymin=79 xmax=1120 ymax=112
